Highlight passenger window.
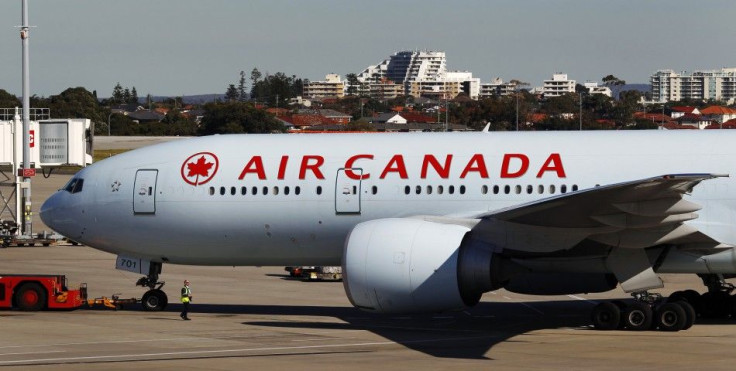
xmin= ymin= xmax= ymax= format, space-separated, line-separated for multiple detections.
xmin=209 ymin=187 xmax=215 ymax=196
xmin=481 ymin=185 xmax=488 ymax=195
xmin=295 ymin=186 xmax=301 ymax=195
xmin=449 ymin=185 xmax=455 ymax=194
xmin=220 ymin=187 xmax=226 ymax=196
xmin=572 ymin=184 xmax=579 ymax=191
xmin=273 ymin=186 xmax=279 ymax=195
xmin=252 ymin=186 xmax=258 ymax=195
xmin=504 ymin=185 xmax=510 ymax=194
xmin=527 ymin=185 xmax=533 ymax=194
xmin=561 ymin=185 xmax=567 ymax=193
xmin=284 ymin=186 xmax=290 ymax=195
xmin=316 ymin=186 xmax=322 ymax=195
xmin=241 ymin=186 xmax=247 ymax=195
xmin=515 ymin=185 xmax=521 ymax=194
xmin=549 ymin=185 xmax=556 ymax=194
xmin=404 ymin=185 xmax=410 ymax=195
xmin=538 ymin=185 xmax=544 ymax=194
xmin=230 ymin=187 xmax=236 ymax=196
xmin=459 ymin=185 xmax=466 ymax=194
xmin=372 ymin=185 xmax=377 ymax=195
xmin=493 ymin=185 xmax=499 ymax=194
xmin=415 ymin=185 xmax=421 ymax=194
xmin=438 ymin=185 xmax=444 ymax=194
xmin=427 ymin=185 xmax=433 ymax=195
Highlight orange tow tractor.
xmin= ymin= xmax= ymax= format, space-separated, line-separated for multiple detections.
xmin=0 ymin=275 xmax=87 ymax=310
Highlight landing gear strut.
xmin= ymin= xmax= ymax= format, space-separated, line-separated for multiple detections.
xmin=668 ymin=274 xmax=736 ymax=319
xmin=591 ymin=291 xmax=694 ymax=332
xmin=136 ymin=262 xmax=168 ymax=311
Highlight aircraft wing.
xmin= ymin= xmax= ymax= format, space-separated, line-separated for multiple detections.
xmin=466 ymin=173 xmax=728 ymax=253
xmin=415 ymin=174 xmax=730 ymax=292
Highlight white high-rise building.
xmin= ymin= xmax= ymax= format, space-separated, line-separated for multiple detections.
xmin=304 ymin=74 xmax=346 ymax=99
xmin=651 ymin=68 xmax=736 ymax=103
xmin=357 ymin=51 xmax=479 ymax=99
xmin=543 ymin=73 xmax=576 ymax=98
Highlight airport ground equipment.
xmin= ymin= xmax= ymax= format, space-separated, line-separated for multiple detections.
xmin=0 ymin=274 xmax=87 ymax=310
xmin=285 ymin=266 xmax=342 ymax=281
xmin=86 ymin=294 xmax=139 ymax=310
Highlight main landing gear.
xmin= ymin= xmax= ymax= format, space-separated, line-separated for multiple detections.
xmin=136 ymin=262 xmax=168 ymax=311
xmin=668 ymin=274 xmax=736 ymax=319
xmin=591 ymin=292 xmax=695 ymax=332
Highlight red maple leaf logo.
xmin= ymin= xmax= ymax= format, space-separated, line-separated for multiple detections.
xmin=181 ymin=152 xmax=219 ymax=186
xmin=187 ymin=156 xmax=213 ymax=179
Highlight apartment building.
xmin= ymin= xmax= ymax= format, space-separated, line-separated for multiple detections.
xmin=651 ymin=68 xmax=736 ymax=103
xmin=304 ymin=74 xmax=345 ymax=99
xmin=479 ymin=78 xmax=518 ymax=98
xmin=543 ymin=73 xmax=576 ymax=98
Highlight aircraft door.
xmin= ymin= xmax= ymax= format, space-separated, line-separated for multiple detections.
xmin=335 ymin=168 xmax=361 ymax=214
xmin=134 ymin=169 xmax=158 ymax=214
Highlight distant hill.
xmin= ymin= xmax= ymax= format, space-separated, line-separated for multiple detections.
xmin=611 ymin=84 xmax=650 ymax=100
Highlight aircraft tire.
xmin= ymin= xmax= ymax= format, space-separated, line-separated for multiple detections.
xmin=700 ymin=291 xmax=730 ymax=318
xmin=677 ymin=300 xmax=696 ymax=330
xmin=141 ymin=289 xmax=168 ymax=311
xmin=622 ymin=302 xmax=652 ymax=331
xmin=655 ymin=302 xmax=687 ymax=331
xmin=591 ymin=302 xmax=621 ymax=330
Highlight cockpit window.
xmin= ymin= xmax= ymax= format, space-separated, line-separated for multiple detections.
xmin=63 ymin=178 xmax=84 ymax=194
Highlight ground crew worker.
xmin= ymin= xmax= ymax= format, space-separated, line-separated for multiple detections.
xmin=180 ymin=280 xmax=192 ymax=320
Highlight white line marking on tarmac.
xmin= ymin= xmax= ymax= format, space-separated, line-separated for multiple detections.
xmin=0 ymin=351 xmax=65 ymax=356
xmin=0 ymin=337 xmax=198 ymax=350
xmin=567 ymin=295 xmax=598 ymax=305
xmin=0 ymin=335 xmax=498 ymax=365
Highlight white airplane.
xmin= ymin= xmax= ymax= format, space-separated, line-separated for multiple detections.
xmin=40 ymin=130 xmax=736 ymax=331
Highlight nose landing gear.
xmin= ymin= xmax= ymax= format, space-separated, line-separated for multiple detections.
xmin=136 ymin=262 xmax=167 ymax=311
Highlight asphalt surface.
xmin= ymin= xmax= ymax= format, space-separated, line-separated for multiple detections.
xmin=1 ymin=138 xmax=736 ymax=369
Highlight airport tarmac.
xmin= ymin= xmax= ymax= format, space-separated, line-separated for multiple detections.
xmin=2 ymin=145 xmax=736 ymax=369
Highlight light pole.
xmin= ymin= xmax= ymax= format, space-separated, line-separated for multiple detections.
xmin=107 ymin=112 xmax=113 ymax=136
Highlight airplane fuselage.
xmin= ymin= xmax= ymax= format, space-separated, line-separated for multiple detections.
xmin=41 ymin=131 xmax=736 ymax=266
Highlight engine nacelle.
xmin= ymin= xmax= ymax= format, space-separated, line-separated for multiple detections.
xmin=342 ymin=218 xmax=472 ymax=314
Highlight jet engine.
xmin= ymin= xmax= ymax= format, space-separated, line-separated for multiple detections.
xmin=342 ymin=218 xmax=619 ymax=314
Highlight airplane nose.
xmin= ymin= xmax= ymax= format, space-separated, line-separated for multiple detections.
xmin=40 ymin=191 xmax=77 ymax=237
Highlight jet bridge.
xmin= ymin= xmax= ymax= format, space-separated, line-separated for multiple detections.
xmin=0 ymin=108 xmax=93 ymax=241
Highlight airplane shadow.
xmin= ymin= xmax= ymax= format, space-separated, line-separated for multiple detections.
xmin=154 ymin=299 xmax=602 ymax=359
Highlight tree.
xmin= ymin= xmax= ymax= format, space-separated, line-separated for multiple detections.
xmin=123 ymin=88 xmax=131 ymax=104
xmin=346 ymin=73 xmax=359 ymax=96
xmin=130 ymin=87 xmax=139 ymax=104
xmin=237 ymin=71 xmax=248 ymax=101
xmin=0 ymin=89 xmax=20 ymax=108
xmin=225 ymin=84 xmax=239 ymax=102
xmin=199 ymin=101 xmax=285 ymax=134
xmin=250 ymin=68 xmax=262 ymax=90
xmin=602 ymin=75 xmax=626 ymax=86
xmin=112 ymin=83 xmax=124 ymax=104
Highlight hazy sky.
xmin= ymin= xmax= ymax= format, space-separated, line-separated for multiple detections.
xmin=1 ymin=0 xmax=735 ymax=97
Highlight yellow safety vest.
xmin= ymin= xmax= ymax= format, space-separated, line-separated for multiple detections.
xmin=181 ymin=286 xmax=191 ymax=303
